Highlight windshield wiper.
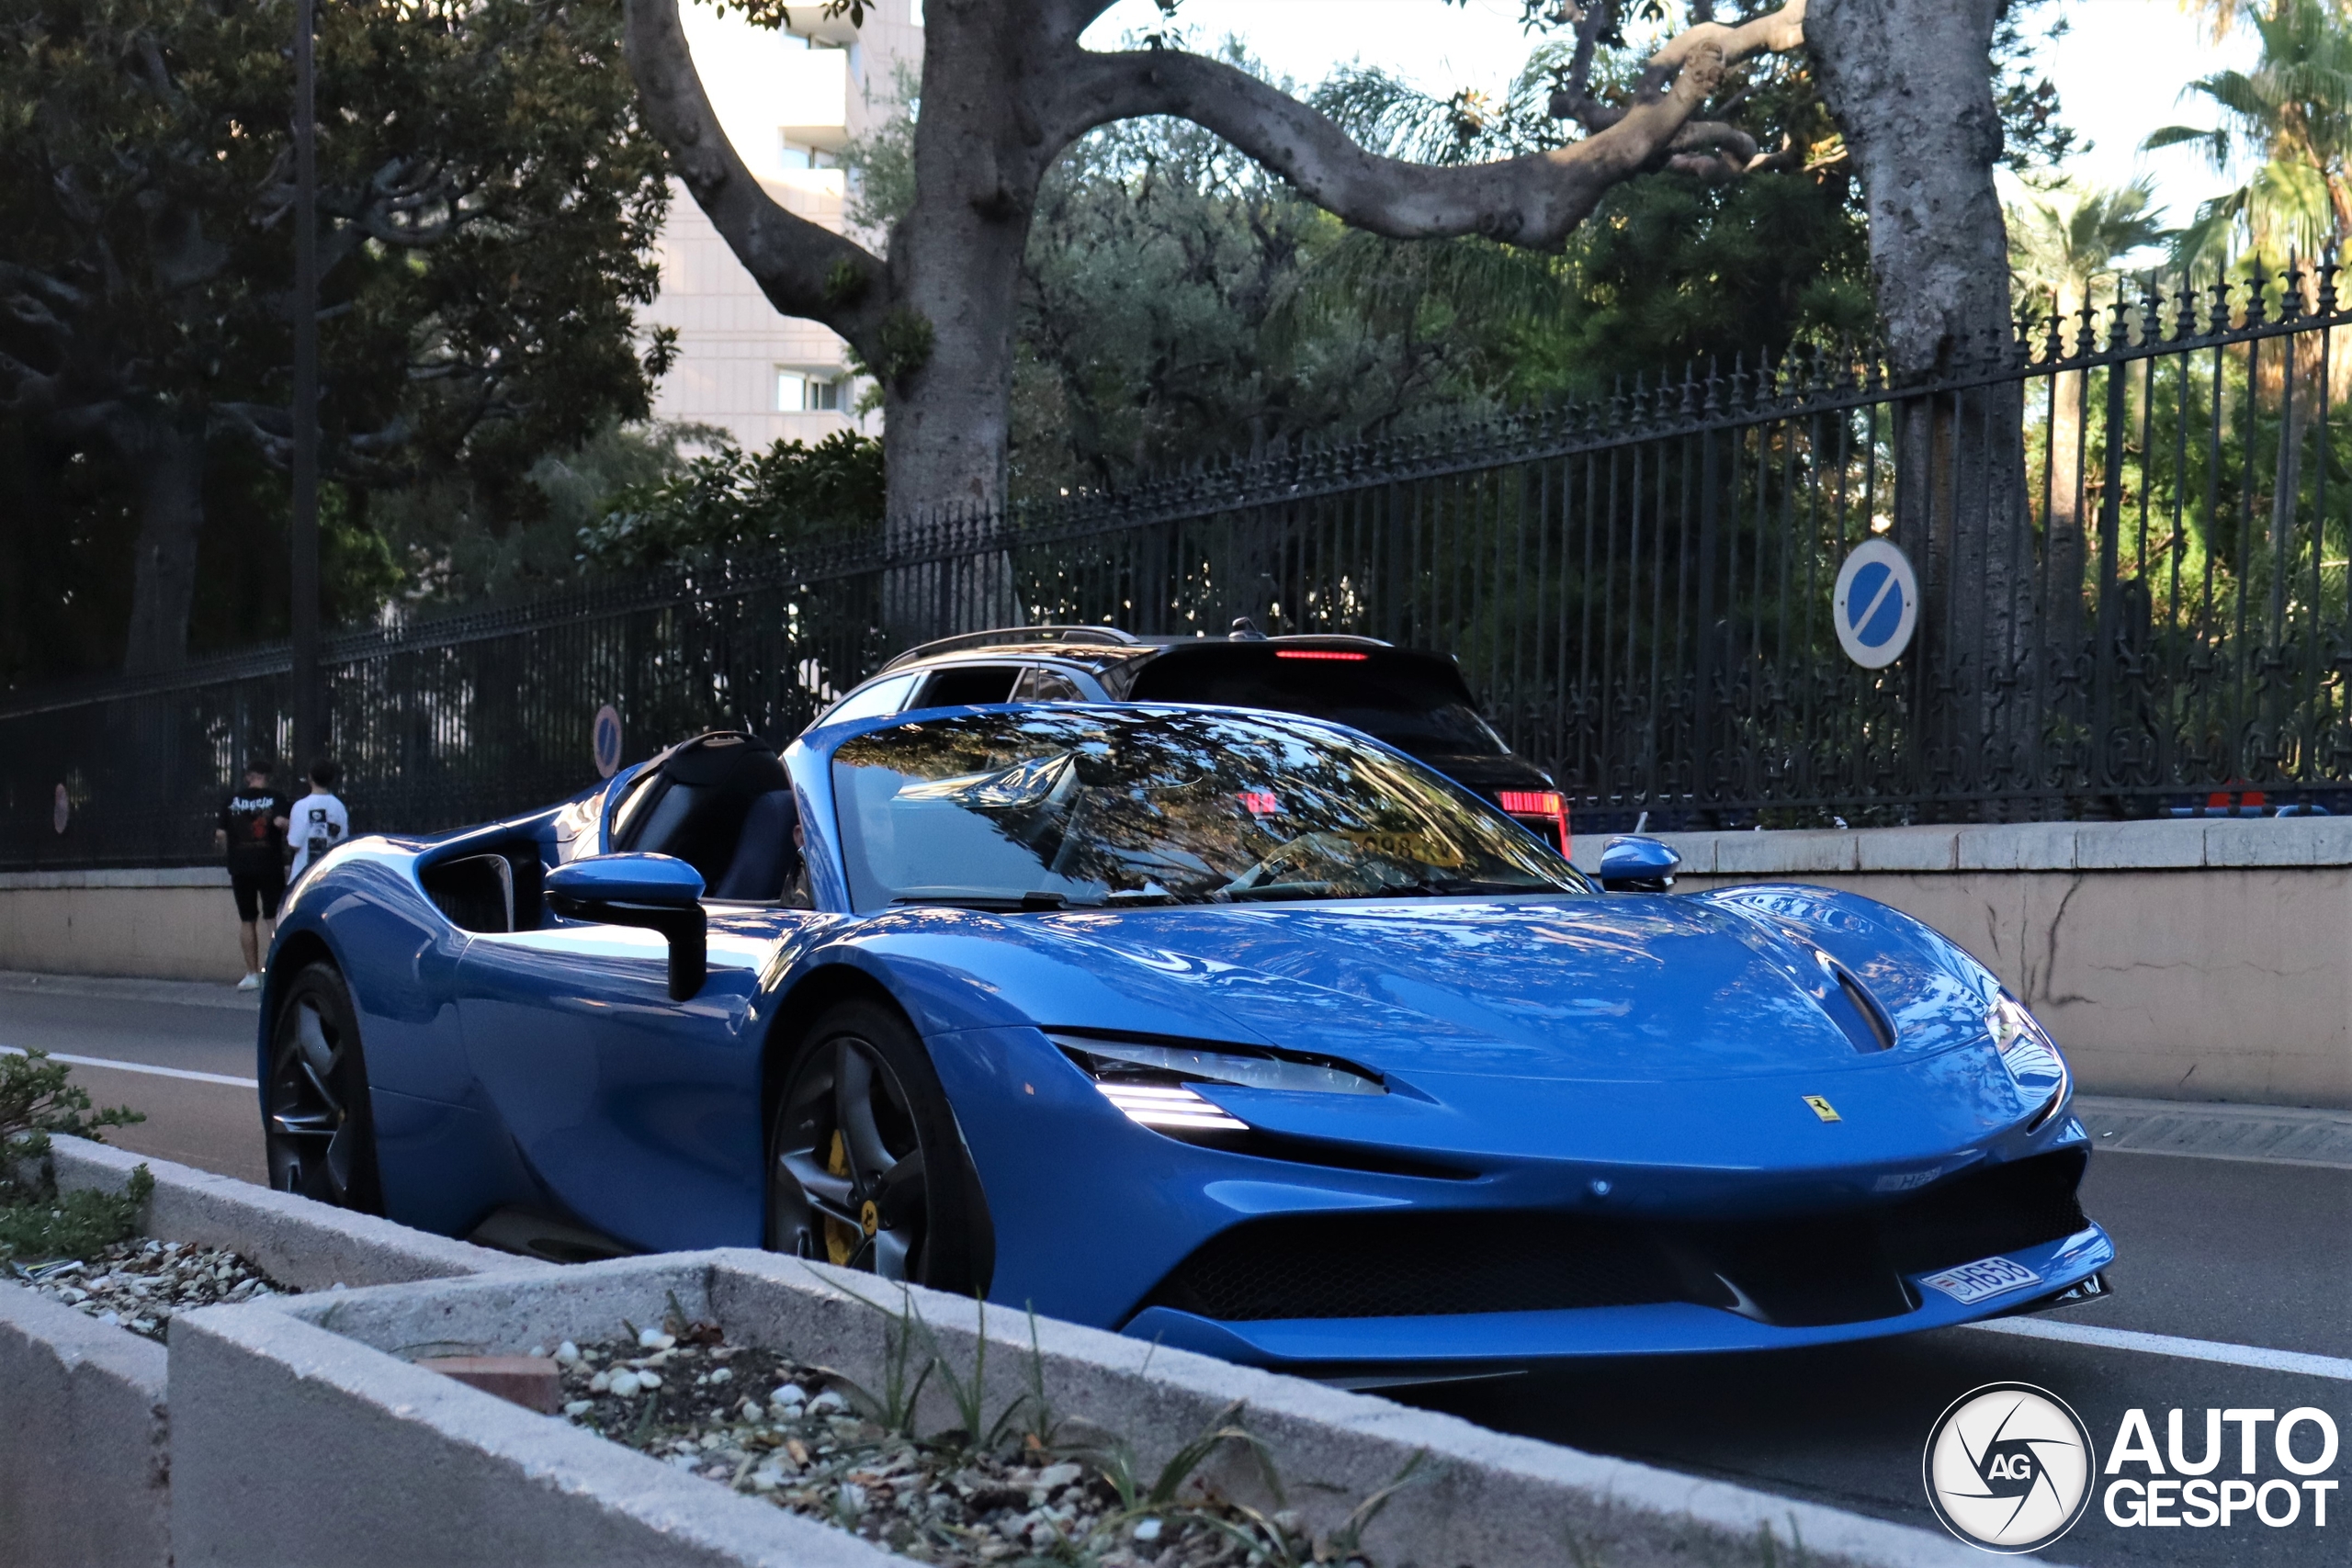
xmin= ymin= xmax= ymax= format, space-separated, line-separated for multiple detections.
xmin=892 ymin=890 xmax=1076 ymax=911
xmin=1360 ymin=878 xmax=1565 ymax=898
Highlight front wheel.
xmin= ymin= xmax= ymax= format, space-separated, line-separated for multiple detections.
xmin=264 ymin=963 xmax=383 ymax=1212
xmin=765 ymin=1001 xmax=992 ymax=1294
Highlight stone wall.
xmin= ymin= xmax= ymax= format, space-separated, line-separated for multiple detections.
xmin=0 ymin=867 xmax=242 ymax=983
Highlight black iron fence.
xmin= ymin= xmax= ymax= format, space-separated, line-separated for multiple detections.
xmin=6 ymin=265 xmax=2347 ymax=869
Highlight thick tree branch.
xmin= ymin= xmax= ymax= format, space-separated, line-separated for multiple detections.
xmin=1045 ymin=2 xmax=1805 ymax=248
xmin=1550 ymin=1 xmax=1623 ymax=132
xmin=621 ymin=0 xmax=893 ymax=355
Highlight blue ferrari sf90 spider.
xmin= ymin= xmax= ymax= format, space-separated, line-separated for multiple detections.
xmin=259 ymin=704 xmax=2110 ymax=1374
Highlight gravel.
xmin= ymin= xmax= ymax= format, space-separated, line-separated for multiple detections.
xmin=11 ymin=1238 xmax=298 ymax=1341
xmin=553 ymin=1318 xmax=1372 ymax=1567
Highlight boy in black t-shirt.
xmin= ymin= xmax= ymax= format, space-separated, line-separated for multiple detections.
xmin=216 ymin=757 xmax=290 ymax=989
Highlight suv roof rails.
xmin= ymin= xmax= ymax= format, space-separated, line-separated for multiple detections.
xmin=879 ymin=625 xmax=1140 ymax=671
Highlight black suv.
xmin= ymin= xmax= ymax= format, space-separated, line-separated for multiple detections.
xmin=808 ymin=624 xmax=1571 ymax=852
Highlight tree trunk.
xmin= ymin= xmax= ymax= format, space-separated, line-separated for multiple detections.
xmin=2044 ymin=356 xmax=2086 ymax=665
xmin=876 ymin=4 xmax=1044 ymax=640
xmin=119 ymin=412 xmax=209 ymax=674
xmin=1810 ymin=0 xmax=2036 ymax=807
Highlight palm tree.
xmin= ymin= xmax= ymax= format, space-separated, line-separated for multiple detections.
xmin=2147 ymin=0 xmax=2349 ymax=620
xmin=2148 ymin=0 xmax=2351 ymax=270
xmin=2007 ymin=180 xmax=2170 ymax=645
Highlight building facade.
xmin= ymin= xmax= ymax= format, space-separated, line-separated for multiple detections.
xmin=641 ymin=2 xmax=924 ymax=450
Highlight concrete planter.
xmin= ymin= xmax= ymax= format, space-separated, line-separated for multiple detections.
xmin=172 ymin=1249 xmax=1989 ymax=1568
xmin=0 ymin=1137 xmax=538 ymax=1568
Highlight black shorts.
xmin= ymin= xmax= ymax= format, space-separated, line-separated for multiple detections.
xmin=231 ymin=871 xmax=284 ymax=923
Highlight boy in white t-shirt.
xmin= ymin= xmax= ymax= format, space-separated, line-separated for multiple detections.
xmin=286 ymin=759 xmax=351 ymax=886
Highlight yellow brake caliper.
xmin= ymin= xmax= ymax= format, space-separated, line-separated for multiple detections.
xmin=822 ymin=1130 xmax=860 ymax=1266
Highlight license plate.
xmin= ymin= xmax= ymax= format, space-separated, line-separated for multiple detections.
xmin=1922 ymin=1255 xmax=2042 ymax=1305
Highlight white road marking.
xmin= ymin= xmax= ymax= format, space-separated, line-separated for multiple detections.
xmin=1966 ymin=1315 xmax=2352 ymax=1381
xmin=0 ymin=1043 xmax=255 ymax=1089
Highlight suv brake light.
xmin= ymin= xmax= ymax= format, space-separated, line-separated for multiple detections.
xmin=1495 ymin=790 xmax=1571 ymax=857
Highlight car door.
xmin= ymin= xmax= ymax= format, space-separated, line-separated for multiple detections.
xmin=453 ymin=752 xmax=818 ymax=1252
xmin=454 ymin=905 xmax=826 ymax=1253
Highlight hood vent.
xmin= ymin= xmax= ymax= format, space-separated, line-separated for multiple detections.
xmin=1821 ymin=958 xmax=1896 ymax=1053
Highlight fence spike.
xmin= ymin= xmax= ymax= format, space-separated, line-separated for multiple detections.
xmin=2319 ymin=255 xmax=2341 ymax=317
xmin=2245 ymin=257 xmax=2270 ymax=328
xmin=2280 ymin=253 xmax=2305 ymax=322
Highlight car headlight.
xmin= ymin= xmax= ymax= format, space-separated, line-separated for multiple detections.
xmin=1986 ymin=994 xmax=2070 ymax=1130
xmin=1050 ymin=1032 xmax=1385 ymax=1132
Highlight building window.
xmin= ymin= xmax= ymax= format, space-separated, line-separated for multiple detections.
xmin=777 ymin=370 xmax=842 ymax=412
xmin=777 ymin=137 xmax=839 ymax=171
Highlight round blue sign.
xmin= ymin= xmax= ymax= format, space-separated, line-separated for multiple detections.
xmin=1832 ymin=538 xmax=1919 ymax=669
xmin=592 ymin=704 xmax=623 ymax=779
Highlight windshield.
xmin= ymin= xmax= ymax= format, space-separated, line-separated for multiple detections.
xmin=829 ymin=709 xmax=1586 ymax=911
xmin=1125 ymin=648 xmax=1508 ymax=759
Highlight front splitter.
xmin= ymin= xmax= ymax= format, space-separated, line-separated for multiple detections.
xmin=1120 ymin=1224 xmax=2116 ymax=1371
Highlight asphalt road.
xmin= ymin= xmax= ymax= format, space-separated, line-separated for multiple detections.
xmin=3 ymin=971 xmax=2344 ymax=1566
xmin=1408 ymin=1150 xmax=2351 ymax=1567
xmin=0 ymin=972 xmax=266 ymax=1182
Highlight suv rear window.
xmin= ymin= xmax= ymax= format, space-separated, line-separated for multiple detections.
xmin=1127 ymin=646 xmax=1506 ymax=758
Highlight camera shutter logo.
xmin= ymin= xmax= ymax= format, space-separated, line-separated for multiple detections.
xmin=1833 ymin=538 xmax=1919 ymax=669
xmin=1924 ymin=1382 xmax=2097 ymax=1553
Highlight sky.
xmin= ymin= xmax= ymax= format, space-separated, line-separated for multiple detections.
xmin=1080 ymin=1 xmax=2261 ymax=230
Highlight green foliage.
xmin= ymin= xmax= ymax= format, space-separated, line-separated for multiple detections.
xmin=1312 ymin=19 xmax=1872 ymax=402
xmin=0 ymin=1047 xmax=144 ymax=1162
xmin=577 ymin=430 xmax=886 ymax=571
xmin=0 ymin=1049 xmax=151 ymax=1265
xmin=372 ymin=420 xmax=718 ymax=604
xmin=0 ymin=1165 xmax=154 ymax=1266
xmin=994 ymin=48 xmax=1521 ymax=500
xmin=0 ymin=0 xmax=672 ymax=675
xmin=859 ymin=308 xmax=937 ymax=388
xmin=1992 ymin=0 xmax=2082 ymax=183
xmin=2009 ymin=180 xmax=2171 ymax=307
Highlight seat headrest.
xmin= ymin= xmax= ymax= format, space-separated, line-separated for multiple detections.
xmin=654 ymin=731 xmax=789 ymax=792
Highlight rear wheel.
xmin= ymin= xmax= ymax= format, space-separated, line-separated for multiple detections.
xmin=765 ymin=1001 xmax=991 ymax=1293
xmin=264 ymin=963 xmax=383 ymax=1212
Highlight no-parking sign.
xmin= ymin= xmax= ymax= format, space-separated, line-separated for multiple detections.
xmin=592 ymin=705 xmax=623 ymax=779
xmin=1832 ymin=537 xmax=1919 ymax=669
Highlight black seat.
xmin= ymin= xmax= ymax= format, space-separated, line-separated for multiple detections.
xmin=710 ymin=788 xmax=799 ymax=900
xmin=616 ymin=732 xmax=800 ymax=898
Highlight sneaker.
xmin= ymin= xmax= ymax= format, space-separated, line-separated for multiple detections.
xmin=235 ymin=973 xmax=262 ymax=991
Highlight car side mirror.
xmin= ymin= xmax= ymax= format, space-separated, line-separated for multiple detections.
xmin=545 ymin=853 xmax=707 ymax=1000
xmin=1599 ymin=835 xmax=1681 ymax=893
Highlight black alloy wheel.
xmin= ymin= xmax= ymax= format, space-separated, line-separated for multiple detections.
xmin=264 ymin=964 xmax=383 ymax=1212
xmin=765 ymin=1001 xmax=991 ymax=1293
